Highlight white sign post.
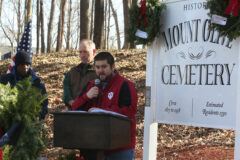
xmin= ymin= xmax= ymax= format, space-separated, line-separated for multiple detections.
xmin=143 ymin=0 xmax=240 ymax=159
xmin=143 ymin=45 xmax=158 ymax=160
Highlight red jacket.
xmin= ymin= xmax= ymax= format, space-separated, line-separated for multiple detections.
xmin=72 ymin=71 xmax=138 ymax=152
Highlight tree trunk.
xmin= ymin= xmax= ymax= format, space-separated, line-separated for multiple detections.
xmin=104 ymin=0 xmax=107 ymax=49
xmin=132 ymin=0 xmax=137 ymax=5
xmin=56 ymin=0 xmax=67 ymax=52
xmin=80 ymin=0 xmax=89 ymax=40
xmin=24 ymin=0 xmax=28 ymax=27
xmin=75 ymin=18 xmax=80 ymax=49
xmin=40 ymin=0 xmax=45 ymax=53
xmin=0 ymin=0 xmax=4 ymax=19
xmin=123 ymin=0 xmax=130 ymax=49
xmin=27 ymin=0 xmax=32 ymax=17
xmin=66 ymin=0 xmax=72 ymax=50
xmin=36 ymin=0 xmax=40 ymax=54
xmin=75 ymin=3 xmax=80 ymax=49
xmin=109 ymin=0 xmax=120 ymax=50
xmin=60 ymin=0 xmax=67 ymax=51
xmin=56 ymin=1 xmax=62 ymax=52
xmin=130 ymin=0 xmax=137 ymax=49
xmin=47 ymin=0 xmax=56 ymax=53
xmin=107 ymin=0 xmax=110 ymax=49
xmin=24 ymin=0 xmax=32 ymax=28
xmin=90 ymin=0 xmax=95 ymax=40
xmin=17 ymin=0 xmax=22 ymax=44
xmin=93 ymin=0 xmax=104 ymax=49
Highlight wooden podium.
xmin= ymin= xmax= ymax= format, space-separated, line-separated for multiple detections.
xmin=53 ymin=111 xmax=131 ymax=160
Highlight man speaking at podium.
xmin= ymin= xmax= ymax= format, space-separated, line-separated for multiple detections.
xmin=72 ymin=52 xmax=138 ymax=160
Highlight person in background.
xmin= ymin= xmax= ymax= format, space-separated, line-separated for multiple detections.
xmin=62 ymin=39 xmax=97 ymax=109
xmin=72 ymin=52 xmax=138 ymax=160
xmin=0 ymin=51 xmax=48 ymax=120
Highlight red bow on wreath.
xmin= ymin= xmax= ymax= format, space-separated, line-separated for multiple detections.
xmin=76 ymin=156 xmax=85 ymax=160
xmin=137 ymin=0 xmax=148 ymax=27
xmin=224 ymin=0 xmax=240 ymax=16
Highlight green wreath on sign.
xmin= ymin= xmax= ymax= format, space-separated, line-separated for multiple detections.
xmin=206 ymin=0 xmax=240 ymax=40
xmin=128 ymin=0 xmax=165 ymax=45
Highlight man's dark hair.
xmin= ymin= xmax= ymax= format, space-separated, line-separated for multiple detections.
xmin=94 ymin=52 xmax=114 ymax=67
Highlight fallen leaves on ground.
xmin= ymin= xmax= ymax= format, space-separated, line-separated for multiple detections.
xmin=0 ymin=49 xmax=234 ymax=159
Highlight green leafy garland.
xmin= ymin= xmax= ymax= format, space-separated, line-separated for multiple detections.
xmin=128 ymin=0 xmax=165 ymax=45
xmin=0 ymin=77 xmax=48 ymax=159
xmin=206 ymin=0 xmax=240 ymax=40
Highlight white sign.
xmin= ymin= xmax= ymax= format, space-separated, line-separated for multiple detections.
xmin=143 ymin=0 xmax=240 ymax=159
xmin=155 ymin=0 xmax=239 ymax=130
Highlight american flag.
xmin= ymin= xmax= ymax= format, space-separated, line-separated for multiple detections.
xmin=7 ymin=19 xmax=33 ymax=73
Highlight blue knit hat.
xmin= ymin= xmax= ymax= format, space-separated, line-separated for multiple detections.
xmin=15 ymin=51 xmax=31 ymax=66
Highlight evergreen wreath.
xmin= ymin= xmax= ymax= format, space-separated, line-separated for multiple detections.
xmin=0 ymin=78 xmax=48 ymax=159
xmin=128 ymin=0 xmax=165 ymax=45
xmin=206 ymin=0 xmax=240 ymax=40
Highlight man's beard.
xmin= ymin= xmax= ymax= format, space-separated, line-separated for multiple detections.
xmin=98 ymin=73 xmax=112 ymax=82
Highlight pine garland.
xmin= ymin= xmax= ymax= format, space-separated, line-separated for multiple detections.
xmin=0 ymin=77 xmax=48 ymax=159
xmin=206 ymin=0 xmax=240 ymax=40
xmin=128 ymin=0 xmax=165 ymax=45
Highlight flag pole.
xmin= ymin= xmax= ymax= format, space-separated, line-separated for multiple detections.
xmin=7 ymin=18 xmax=33 ymax=73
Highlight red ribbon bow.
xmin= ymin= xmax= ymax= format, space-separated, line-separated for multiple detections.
xmin=224 ymin=0 xmax=240 ymax=16
xmin=137 ymin=0 xmax=148 ymax=27
xmin=76 ymin=156 xmax=85 ymax=160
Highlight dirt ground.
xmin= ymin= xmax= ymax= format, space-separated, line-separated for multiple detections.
xmin=0 ymin=50 xmax=236 ymax=159
xmin=135 ymin=145 xmax=234 ymax=160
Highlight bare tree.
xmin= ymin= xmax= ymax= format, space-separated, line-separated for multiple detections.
xmin=1 ymin=25 xmax=14 ymax=56
xmin=132 ymin=0 xmax=137 ymax=5
xmin=123 ymin=0 xmax=130 ymax=49
xmin=106 ymin=0 xmax=110 ymax=49
xmin=104 ymin=0 xmax=108 ymax=49
xmin=89 ymin=0 xmax=95 ymax=40
xmin=75 ymin=18 xmax=80 ymax=49
xmin=0 ymin=0 xmax=4 ymax=18
xmin=130 ymin=0 xmax=137 ymax=49
xmin=24 ymin=0 xmax=28 ymax=27
xmin=0 ymin=14 xmax=16 ymax=56
xmin=93 ymin=0 xmax=104 ymax=49
xmin=24 ymin=0 xmax=32 ymax=28
xmin=40 ymin=0 xmax=45 ymax=53
xmin=66 ymin=0 xmax=72 ymax=50
xmin=11 ymin=0 xmax=23 ymax=44
xmin=17 ymin=0 xmax=22 ymax=44
xmin=36 ymin=0 xmax=40 ymax=53
xmin=80 ymin=0 xmax=89 ymax=40
xmin=75 ymin=2 xmax=80 ymax=49
xmin=109 ymin=0 xmax=120 ymax=50
xmin=47 ymin=0 xmax=56 ymax=53
xmin=56 ymin=0 xmax=67 ymax=52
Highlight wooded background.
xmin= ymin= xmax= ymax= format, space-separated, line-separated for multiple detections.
xmin=0 ymin=0 xmax=138 ymax=56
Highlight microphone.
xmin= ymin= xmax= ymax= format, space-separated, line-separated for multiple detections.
xmin=94 ymin=79 xmax=100 ymax=105
xmin=94 ymin=79 xmax=100 ymax=86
